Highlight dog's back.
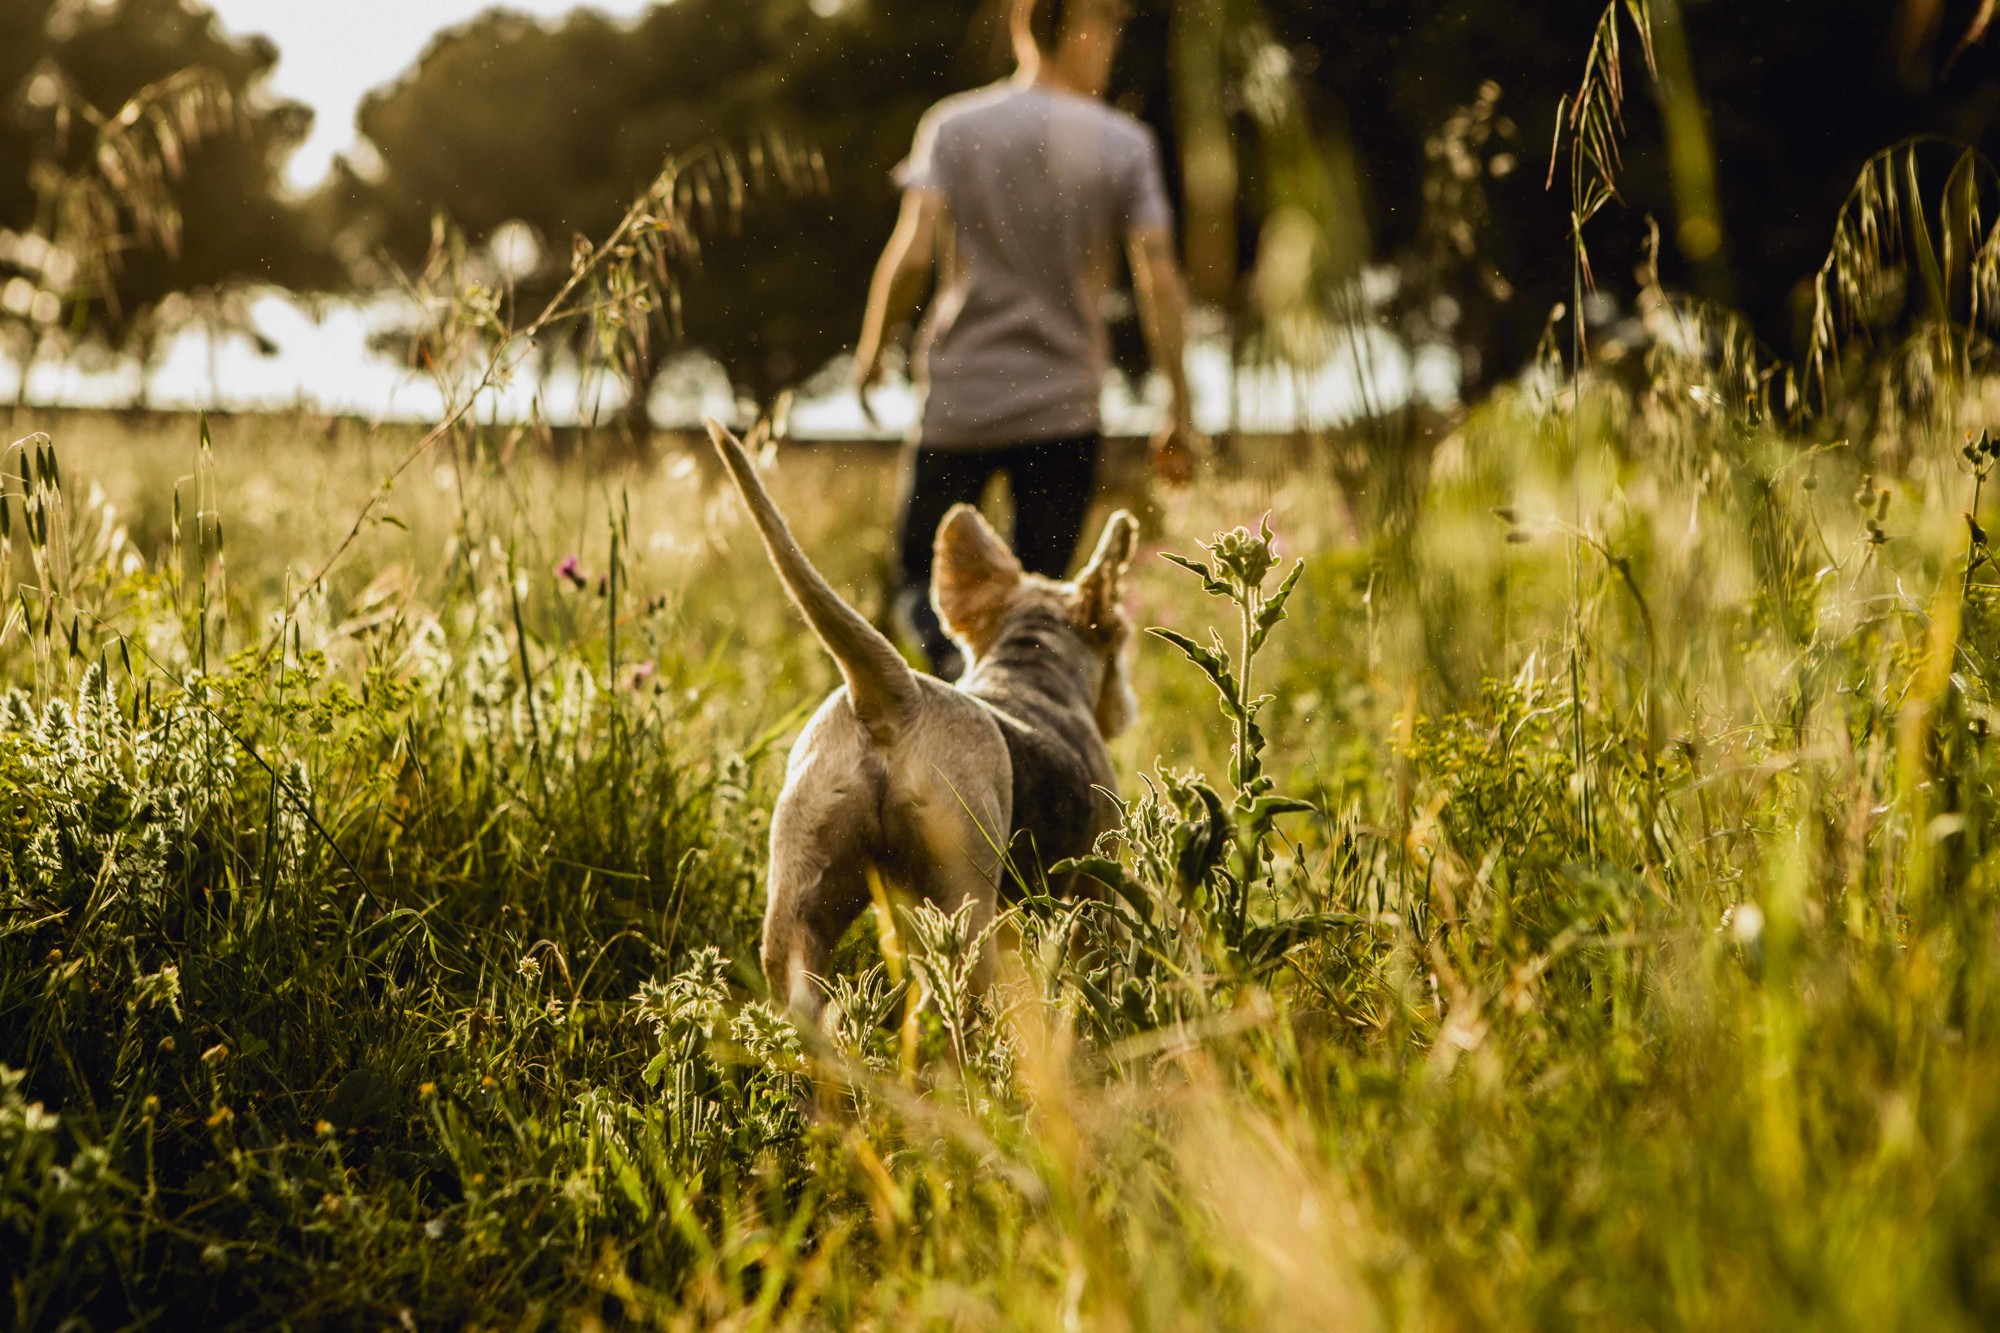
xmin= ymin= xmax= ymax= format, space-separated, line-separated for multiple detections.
xmin=961 ymin=601 xmax=1119 ymax=893
xmin=705 ymin=422 xmax=1137 ymax=1013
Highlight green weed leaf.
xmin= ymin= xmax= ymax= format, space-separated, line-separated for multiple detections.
xmin=1148 ymin=626 xmax=1241 ymax=711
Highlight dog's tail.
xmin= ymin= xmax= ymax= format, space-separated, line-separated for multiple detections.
xmin=705 ymin=420 xmax=919 ymax=741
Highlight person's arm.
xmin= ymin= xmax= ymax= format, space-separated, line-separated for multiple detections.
xmin=1127 ymin=225 xmax=1196 ymax=484
xmin=853 ymin=189 xmax=943 ymax=417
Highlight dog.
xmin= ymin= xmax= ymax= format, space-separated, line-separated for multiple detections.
xmin=705 ymin=421 xmax=1138 ymax=1015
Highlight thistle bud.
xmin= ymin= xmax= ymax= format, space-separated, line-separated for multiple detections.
xmin=1208 ymin=519 xmax=1280 ymax=590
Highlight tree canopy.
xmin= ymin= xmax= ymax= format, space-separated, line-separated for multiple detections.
xmin=340 ymin=0 xmax=997 ymax=405
xmin=0 ymin=0 xmax=335 ymax=368
xmin=4 ymin=0 xmax=1998 ymax=406
xmin=339 ymin=0 xmax=1999 ymax=408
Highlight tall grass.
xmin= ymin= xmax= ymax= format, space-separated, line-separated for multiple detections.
xmin=5 ymin=7 xmax=2000 ymax=1326
xmin=0 ymin=359 xmax=1997 ymax=1328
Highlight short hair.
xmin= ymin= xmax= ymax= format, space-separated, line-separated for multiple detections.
xmin=1027 ymin=0 xmax=1069 ymax=51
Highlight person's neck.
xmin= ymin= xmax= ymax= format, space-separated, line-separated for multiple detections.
xmin=1017 ymin=57 xmax=1101 ymax=100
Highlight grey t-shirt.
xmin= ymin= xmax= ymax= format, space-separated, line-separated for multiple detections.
xmin=901 ymin=83 xmax=1173 ymax=449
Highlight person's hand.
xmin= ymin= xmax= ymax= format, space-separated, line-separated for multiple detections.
xmin=852 ymin=347 xmax=886 ymax=430
xmin=1150 ymin=415 xmax=1198 ymax=487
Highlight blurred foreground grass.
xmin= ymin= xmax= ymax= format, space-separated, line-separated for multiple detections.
xmin=4 ymin=394 xmax=2000 ymax=1330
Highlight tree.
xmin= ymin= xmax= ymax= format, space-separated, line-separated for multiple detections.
xmin=342 ymin=0 xmax=2000 ymax=417
xmin=341 ymin=0 xmax=997 ymax=415
xmin=0 ymin=0 xmax=337 ymax=396
xmin=1247 ymin=0 xmax=2000 ymax=375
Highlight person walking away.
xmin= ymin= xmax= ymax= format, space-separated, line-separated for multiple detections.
xmin=853 ymin=0 xmax=1196 ymax=680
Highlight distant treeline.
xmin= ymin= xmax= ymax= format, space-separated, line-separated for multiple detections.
xmin=0 ymin=0 xmax=1995 ymax=409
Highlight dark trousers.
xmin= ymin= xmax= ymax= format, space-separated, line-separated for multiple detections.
xmin=897 ymin=434 xmax=1102 ymax=673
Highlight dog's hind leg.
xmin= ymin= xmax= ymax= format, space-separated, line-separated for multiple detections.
xmin=896 ymin=767 xmax=1012 ymax=997
xmin=760 ymin=712 xmax=884 ymax=1019
xmin=761 ymin=823 xmax=873 ymax=1020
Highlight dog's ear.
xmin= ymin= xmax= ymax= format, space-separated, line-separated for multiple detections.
xmin=933 ymin=504 xmax=1023 ymax=650
xmin=1072 ymin=509 xmax=1139 ymax=633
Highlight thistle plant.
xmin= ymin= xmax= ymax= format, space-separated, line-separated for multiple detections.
xmin=632 ymin=947 xmax=806 ymax=1164
xmin=1153 ymin=516 xmax=1302 ymax=798
xmin=900 ymin=899 xmax=1007 ymax=1097
xmin=1149 ymin=519 xmax=1325 ymax=932
xmin=1963 ymin=426 xmax=1999 ymax=596
xmin=1040 ymin=519 xmax=1350 ymax=1036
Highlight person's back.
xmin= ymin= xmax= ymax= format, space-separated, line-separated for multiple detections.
xmin=853 ymin=0 xmax=1194 ymax=678
xmin=906 ymin=84 xmax=1170 ymax=446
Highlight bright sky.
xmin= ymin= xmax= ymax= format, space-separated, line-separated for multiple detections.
xmin=203 ymin=0 xmax=658 ymax=191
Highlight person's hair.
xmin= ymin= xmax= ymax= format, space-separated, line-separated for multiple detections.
xmin=1027 ymin=0 xmax=1070 ymax=51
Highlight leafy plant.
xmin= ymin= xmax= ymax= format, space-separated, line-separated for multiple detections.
xmin=1036 ymin=518 xmax=1353 ymax=1040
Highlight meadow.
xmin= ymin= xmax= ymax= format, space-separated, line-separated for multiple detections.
xmin=1 ymin=362 xmax=1998 ymax=1330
